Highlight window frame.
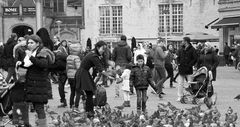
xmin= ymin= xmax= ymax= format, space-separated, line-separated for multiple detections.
xmin=158 ymin=3 xmax=183 ymax=35
xmin=99 ymin=5 xmax=123 ymax=36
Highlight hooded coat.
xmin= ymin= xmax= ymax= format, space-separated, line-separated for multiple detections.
xmin=112 ymin=40 xmax=132 ymax=65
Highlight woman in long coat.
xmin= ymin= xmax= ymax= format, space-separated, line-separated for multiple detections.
xmin=16 ymin=35 xmax=55 ymax=127
xmin=75 ymin=41 xmax=109 ymax=118
xmin=197 ymin=42 xmax=219 ymax=81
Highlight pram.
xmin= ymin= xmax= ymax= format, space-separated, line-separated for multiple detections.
xmin=0 ymin=67 xmax=29 ymax=127
xmin=180 ymin=67 xmax=214 ymax=105
xmin=0 ymin=72 xmax=13 ymax=117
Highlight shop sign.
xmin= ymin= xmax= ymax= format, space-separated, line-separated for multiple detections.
xmin=23 ymin=7 xmax=36 ymax=15
xmin=3 ymin=7 xmax=19 ymax=15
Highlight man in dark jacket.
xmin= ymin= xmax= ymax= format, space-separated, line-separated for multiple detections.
xmin=176 ymin=37 xmax=197 ymax=102
xmin=112 ymin=35 xmax=132 ymax=66
xmin=223 ymin=42 xmax=231 ymax=66
xmin=2 ymin=33 xmax=18 ymax=83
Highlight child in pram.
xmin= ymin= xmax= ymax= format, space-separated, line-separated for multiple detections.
xmin=181 ymin=67 xmax=216 ymax=109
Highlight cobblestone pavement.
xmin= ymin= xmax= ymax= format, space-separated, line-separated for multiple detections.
xmin=3 ymin=66 xmax=240 ymax=126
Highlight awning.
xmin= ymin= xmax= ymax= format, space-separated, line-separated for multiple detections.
xmin=211 ymin=17 xmax=240 ymax=29
xmin=185 ymin=32 xmax=219 ymax=41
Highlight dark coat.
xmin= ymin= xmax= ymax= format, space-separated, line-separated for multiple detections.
xmin=75 ymin=50 xmax=104 ymax=92
xmin=25 ymin=46 xmax=52 ymax=104
xmin=197 ymin=49 xmax=219 ymax=71
xmin=112 ymin=41 xmax=132 ymax=65
xmin=197 ymin=48 xmax=219 ymax=81
xmin=130 ymin=65 xmax=154 ymax=90
xmin=2 ymin=38 xmax=17 ymax=68
xmin=177 ymin=45 xmax=198 ymax=75
xmin=223 ymin=45 xmax=231 ymax=56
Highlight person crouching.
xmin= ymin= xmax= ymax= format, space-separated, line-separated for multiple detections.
xmin=130 ymin=54 xmax=155 ymax=114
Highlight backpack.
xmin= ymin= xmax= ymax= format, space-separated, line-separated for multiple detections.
xmin=93 ymin=85 xmax=107 ymax=107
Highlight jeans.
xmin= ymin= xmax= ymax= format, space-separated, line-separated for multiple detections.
xmin=165 ymin=63 xmax=174 ymax=86
xmin=85 ymin=91 xmax=94 ymax=112
xmin=33 ymin=103 xmax=46 ymax=119
xmin=178 ymin=74 xmax=193 ymax=98
xmin=5 ymin=67 xmax=17 ymax=83
xmin=58 ymin=72 xmax=67 ymax=103
xmin=136 ymin=89 xmax=147 ymax=111
xmin=155 ymin=66 xmax=166 ymax=94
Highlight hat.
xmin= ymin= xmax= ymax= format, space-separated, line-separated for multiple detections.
xmin=28 ymin=35 xmax=42 ymax=44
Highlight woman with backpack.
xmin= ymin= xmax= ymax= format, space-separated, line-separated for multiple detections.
xmin=75 ymin=41 xmax=111 ymax=118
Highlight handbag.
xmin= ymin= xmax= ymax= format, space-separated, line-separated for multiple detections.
xmin=15 ymin=64 xmax=27 ymax=83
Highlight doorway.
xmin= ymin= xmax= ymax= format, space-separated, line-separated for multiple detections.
xmin=12 ymin=25 xmax=34 ymax=37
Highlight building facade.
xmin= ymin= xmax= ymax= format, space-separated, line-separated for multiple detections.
xmin=84 ymin=0 xmax=219 ymax=48
xmin=211 ymin=0 xmax=240 ymax=53
xmin=0 ymin=0 xmax=84 ymax=44
xmin=0 ymin=0 xmax=219 ymax=49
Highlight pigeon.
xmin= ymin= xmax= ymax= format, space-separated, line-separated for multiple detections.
xmin=234 ymin=94 xmax=240 ymax=100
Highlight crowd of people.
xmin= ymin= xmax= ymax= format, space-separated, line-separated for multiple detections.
xmin=0 ymin=30 xmax=240 ymax=126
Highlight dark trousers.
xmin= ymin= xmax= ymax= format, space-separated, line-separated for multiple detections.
xmin=33 ymin=102 xmax=46 ymax=119
xmin=155 ymin=66 xmax=166 ymax=94
xmin=69 ymin=78 xmax=76 ymax=107
xmin=58 ymin=72 xmax=67 ymax=103
xmin=136 ymin=89 xmax=147 ymax=112
xmin=5 ymin=67 xmax=17 ymax=83
xmin=235 ymin=58 xmax=239 ymax=69
xmin=85 ymin=90 xmax=94 ymax=112
xmin=165 ymin=63 xmax=174 ymax=86
xmin=224 ymin=55 xmax=230 ymax=65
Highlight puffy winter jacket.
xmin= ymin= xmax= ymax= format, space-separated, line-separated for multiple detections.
xmin=130 ymin=65 xmax=154 ymax=90
xmin=66 ymin=55 xmax=81 ymax=78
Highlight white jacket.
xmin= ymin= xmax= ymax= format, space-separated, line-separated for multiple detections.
xmin=121 ymin=69 xmax=131 ymax=91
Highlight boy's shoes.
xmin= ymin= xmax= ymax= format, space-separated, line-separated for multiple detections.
xmin=115 ymin=105 xmax=124 ymax=110
xmin=125 ymin=101 xmax=131 ymax=107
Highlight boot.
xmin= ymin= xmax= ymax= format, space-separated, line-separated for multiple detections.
xmin=37 ymin=118 xmax=47 ymax=127
xmin=125 ymin=101 xmax=131 ymax=107
xmin=58 ymin=100 xmax=67 ymax=108
xmin=122 ymin=101 xmax=128 ymax=107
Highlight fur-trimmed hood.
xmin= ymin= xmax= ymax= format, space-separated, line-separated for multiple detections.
xmin=37 ymin=47 xmax=55 ymax=64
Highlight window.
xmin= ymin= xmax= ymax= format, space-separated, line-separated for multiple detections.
xmin=159 ymin=4 xmax=170 ymax=33
xmin=159 ymin=4 xmax=183 ymax=34
xmin=99 ymin=6 xmax=123 ymax=36
xmin=172 ymin=4 xmax=183 ymax=33
xmin=53 ymin=0 xmax=64 ymax=13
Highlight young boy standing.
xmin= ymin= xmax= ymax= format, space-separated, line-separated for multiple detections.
xmin=130 ymin=54 xmax=155 ymax=114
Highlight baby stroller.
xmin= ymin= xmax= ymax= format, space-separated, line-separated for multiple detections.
xmin=0 ymin=72 xmax=14 ymax=126
xmin=180 ymin=66 xmax=214 ymax=105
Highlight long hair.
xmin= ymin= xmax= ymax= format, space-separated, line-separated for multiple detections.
xmin=36 ymin=28 xmax=54 ymax=51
